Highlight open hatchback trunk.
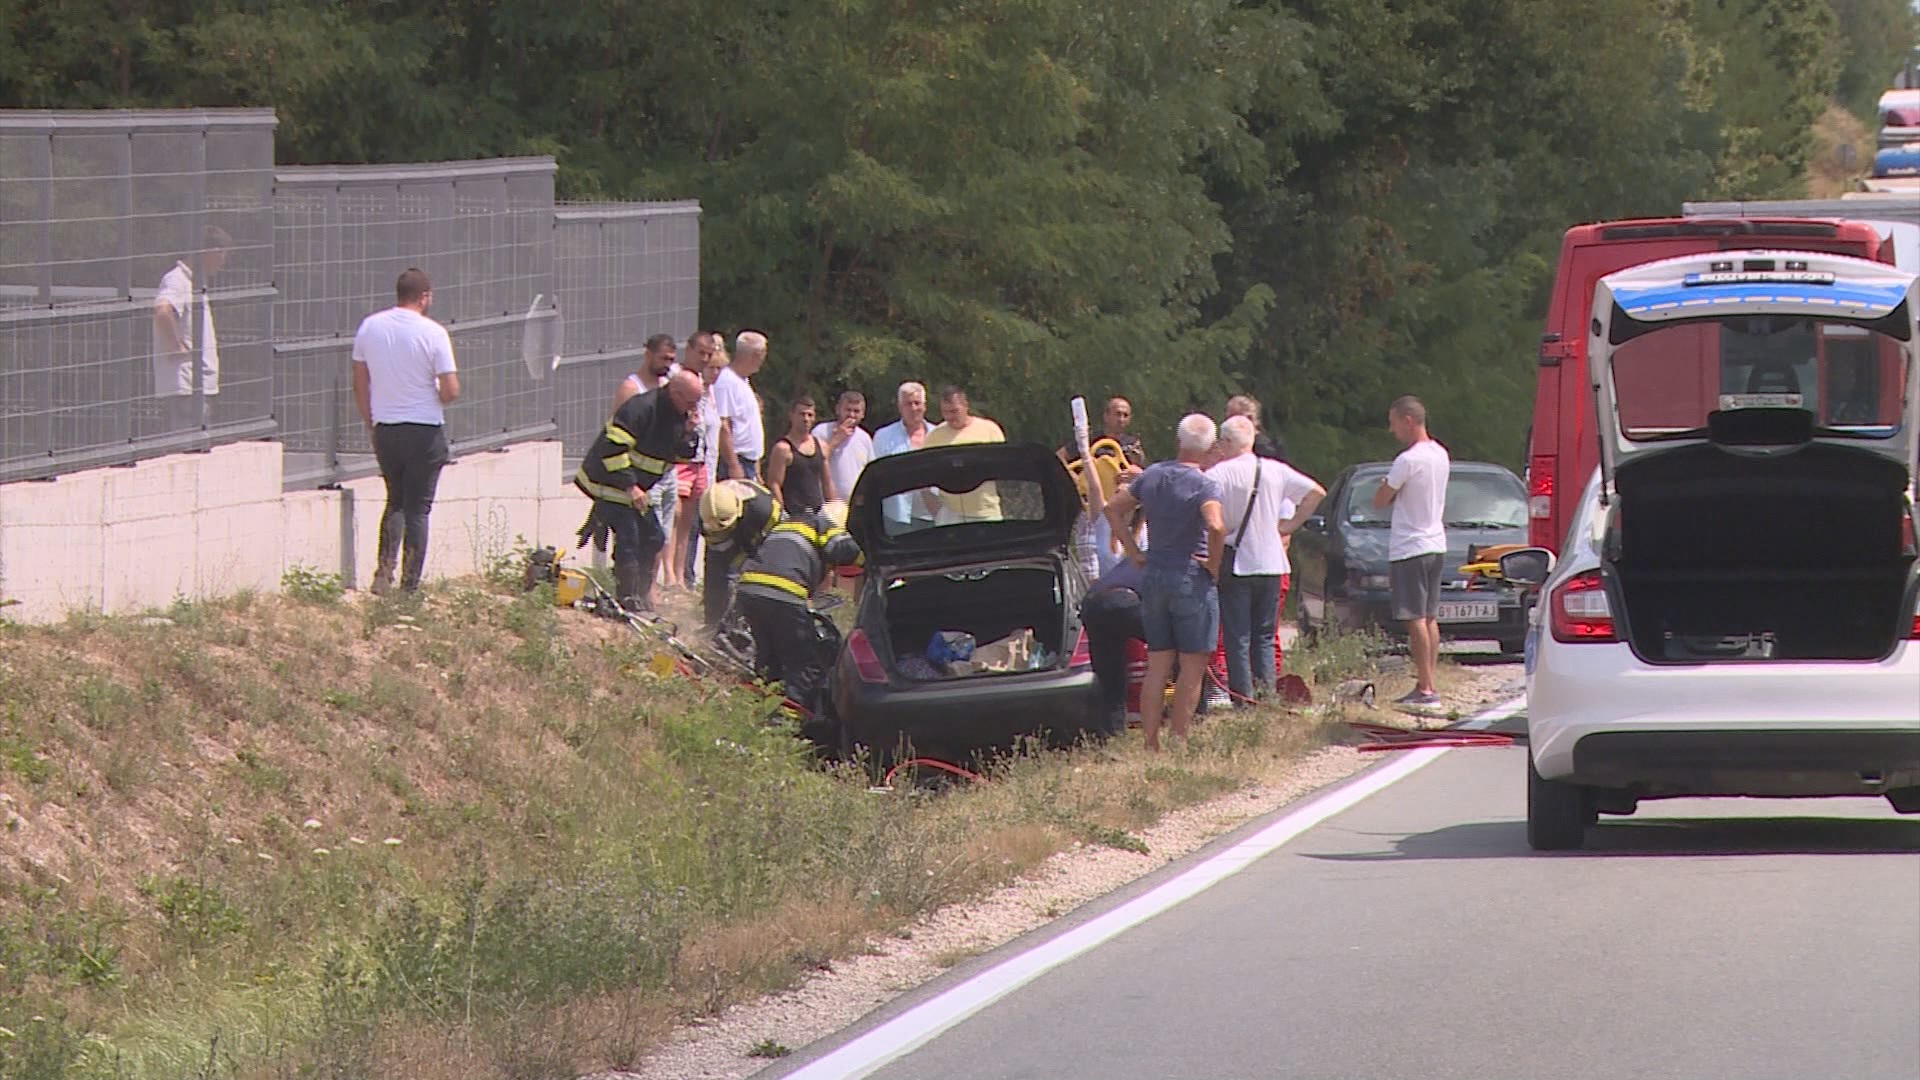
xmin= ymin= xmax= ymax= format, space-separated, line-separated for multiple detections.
xmin=1590 ymin=250 xmax=1920 ymax=662
xmin=847 ymin=443 xmax=1083 ymax=680
xmin=878 ymin=560 xmax=1069 ymax=679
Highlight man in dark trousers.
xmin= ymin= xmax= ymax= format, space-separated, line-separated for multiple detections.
xmin=1079 ymin=557 xmax=1145 ymax=738
xmin=696 ymin=476 xmax=781 ymax=633
xmin=352 ymin=268 xmax=461 ymax=595
xmin=574 ymin=369 xmax=704 ymax=612
xmin=735 ymin=501 xmax=863 ymax=738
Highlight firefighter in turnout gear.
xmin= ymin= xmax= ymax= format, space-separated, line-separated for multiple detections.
xmin=574 ymin=369 xmax=704 ymax=612
xmin=697 ymin=477 xmax=780 ymax=633
xmin=736 ymin=500 xmax=863 ymax=730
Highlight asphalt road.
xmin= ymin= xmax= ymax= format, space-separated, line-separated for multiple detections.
xmin=768 ymin=725 xmax=1920 ymax=1080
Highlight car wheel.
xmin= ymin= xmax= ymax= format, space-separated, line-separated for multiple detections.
xmin=1526 ymin=754 xmax=1592 ymax=851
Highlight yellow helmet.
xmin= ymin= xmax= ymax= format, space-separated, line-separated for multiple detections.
xmin=819 ymin=499 xmax=849 ymax=531
xmin=699 ymin=481 xmax=746 ymax=537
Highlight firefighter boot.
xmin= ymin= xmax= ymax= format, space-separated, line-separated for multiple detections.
xmin=613 ymin=559 xmax=649 ymax=614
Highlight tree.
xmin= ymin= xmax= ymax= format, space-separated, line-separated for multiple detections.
xmin=0 ymin=0 xmax=1886 ymax=470
xmin=1827 ymin=0 xmax=1920 ymax=117
xmin=1689 ymin=0 xmax=1843 ymax=198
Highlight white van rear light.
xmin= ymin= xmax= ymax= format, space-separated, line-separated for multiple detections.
xmin=1550 ymin=571 xmax=1616 ymax=643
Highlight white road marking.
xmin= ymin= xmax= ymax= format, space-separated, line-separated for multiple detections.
xmin=773 ymin=695 xmax=1529 ymax=1079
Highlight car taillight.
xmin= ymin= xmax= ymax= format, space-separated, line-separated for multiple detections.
xmin=1527 ymin=456 xmax=1555 ymax=550
xmin=846 ymin=628 xmax=887 ymax=683
xmin=1910 ymin=593 xmax=1920 ymax=641
xmin=1903 ymin=513 xmax=1915 ymax=557
xmin=1549 ymin=571 xmax=1615 ymax=643
xmin=1527 ymin=458 xmax=1553 ymax=514
xmin=1069 ymin=628 xmax=1092 ymax=668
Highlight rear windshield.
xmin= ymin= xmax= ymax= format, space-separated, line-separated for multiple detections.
xmin=1344 ymin=471 xmax=1526 ymax=529
xmin=1611 ymin=315 xmax=1911 ymax=440
xmin=880 ymin=478 xmax=1049 ymax=539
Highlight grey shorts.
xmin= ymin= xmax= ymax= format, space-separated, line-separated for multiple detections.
xmin=1389 ymin=553 xmax=1445 ymax=621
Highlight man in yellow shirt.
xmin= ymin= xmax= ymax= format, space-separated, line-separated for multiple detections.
xmin=920 ymin=385 xmax=1005 ymax=522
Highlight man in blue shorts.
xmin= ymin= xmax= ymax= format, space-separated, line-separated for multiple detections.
xmin=1103 ymin=414 xmax=1226 ymax=751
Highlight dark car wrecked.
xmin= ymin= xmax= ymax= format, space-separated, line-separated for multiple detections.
xmin=1289 ymin=460 xmax=1532 ymax=654
xmin=831 ymin=443 xmax=1104 ymax=766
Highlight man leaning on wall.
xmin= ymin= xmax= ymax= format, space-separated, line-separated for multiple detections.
xmin=151 ymin=225 xmax=231 ymax=435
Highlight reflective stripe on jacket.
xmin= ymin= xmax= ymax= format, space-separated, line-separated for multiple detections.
xmin=578 ymin=388 xmax=694 ymax=502
xmin=734 ymin=513 xmax=864 ymax=606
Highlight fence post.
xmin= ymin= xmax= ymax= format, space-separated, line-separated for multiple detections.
xmin=188 ymin=124 xmax=209 ymax=447
xmin=34 ymin=131 xmax=52 ymax=306
xmin=116 ymin=127 xmax=135 ymax=446
xmin=324 ymin=359 xmax=341 ymax=480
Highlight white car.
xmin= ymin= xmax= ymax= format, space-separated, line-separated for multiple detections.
xmin=1515 ymin=249 xmax=1920 ymax=850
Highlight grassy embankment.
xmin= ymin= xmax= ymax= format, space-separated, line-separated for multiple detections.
xmin=0 ymin=562 xmax=1418 ymax=1079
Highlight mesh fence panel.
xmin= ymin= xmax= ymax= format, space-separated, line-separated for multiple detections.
xmin=272 ymin=159 xmax=562 ymax=487
xmin=0 ymin=111 xmax=277 ymax=481
xmin=553 ymin=201 xmax=701 ymax=471
xmin=1 ymin=110 xmax=696 ymax=489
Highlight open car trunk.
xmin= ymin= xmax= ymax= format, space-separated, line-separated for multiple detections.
xmin=1609 ymin=443 xmax=1916 ymax=662
xmin=880 ymin=561 xmax=1067 ymax=679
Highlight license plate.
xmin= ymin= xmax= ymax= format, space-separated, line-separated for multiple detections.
xmin=1437 ymin=600 xmax=1498 ymax=623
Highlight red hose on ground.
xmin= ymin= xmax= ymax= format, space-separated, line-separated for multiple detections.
xmin=1345 ymin=719 xmax=1514 ymax=752
xmin=883 ymin=757 xmax=986 ymax=786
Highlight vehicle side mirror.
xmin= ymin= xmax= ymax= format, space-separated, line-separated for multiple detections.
xmin=1303 ymin=515 xmax=1325 ymax=533
xmin=1499 ymin=547 xmax=1556 ymax=588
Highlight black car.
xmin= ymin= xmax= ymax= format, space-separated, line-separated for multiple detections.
xmin=1289 ymin=460 xmax=1531 ymax=654
xmin=832 ymin=443 xmax=1103 ymax=765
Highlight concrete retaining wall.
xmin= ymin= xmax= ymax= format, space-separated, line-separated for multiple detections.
xmin=0 ymin=440 xmax=595 ymax=623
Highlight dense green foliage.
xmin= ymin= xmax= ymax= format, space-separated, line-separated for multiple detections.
xmin=3 ymin=0 xmax=1913 ymax=474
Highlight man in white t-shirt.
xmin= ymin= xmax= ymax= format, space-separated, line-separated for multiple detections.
xmin=813 ymin=389 xmax=875 ymax=502
xmin=151 ymin=226 xmax=230 ymax=434
xmin=351 ymin=268 xmax=462 ymax=595
xmin=1206 ymin=416 xmax=1325 ymax=701
xmin=872 ymin=381 xmax=934 ymax=532
xmin=1372 ymin=395 xmax=1451 ymax=705
xmin=713 ymin=330 xmax=768 ymax=482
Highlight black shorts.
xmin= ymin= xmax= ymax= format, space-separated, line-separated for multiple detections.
xmin=1389 ymin=552 xmax=1444 ymax=621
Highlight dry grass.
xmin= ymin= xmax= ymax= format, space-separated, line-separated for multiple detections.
xmin=0 ymin=571 xmax=1394 ymax=1080
xmin=1806 ymin=102 xmax=1878 ymax=198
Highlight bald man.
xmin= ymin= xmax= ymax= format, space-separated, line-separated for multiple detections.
xmin=573 ymin=369 xmax=704 ymax=611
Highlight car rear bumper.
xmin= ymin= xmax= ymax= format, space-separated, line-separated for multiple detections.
xmin=1528 ymin=640 xmax=1920 ymax=795
xmin=1336 ymin=589 xmax=1526 ymax=644
xmin=1567 ymin=730 xmax=1920 ymax=797
xmin=833 ymin=664 xmax=1105 ymax=761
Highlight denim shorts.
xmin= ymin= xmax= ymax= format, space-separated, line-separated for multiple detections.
xmin=1139 ymin=564 xmax=1219 ymax=655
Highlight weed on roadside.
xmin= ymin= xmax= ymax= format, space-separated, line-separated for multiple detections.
xmin=281 ymin=566 xmax=345 ymax=605
xmin=1295 ymin=626 xmax=1392 ymax=689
